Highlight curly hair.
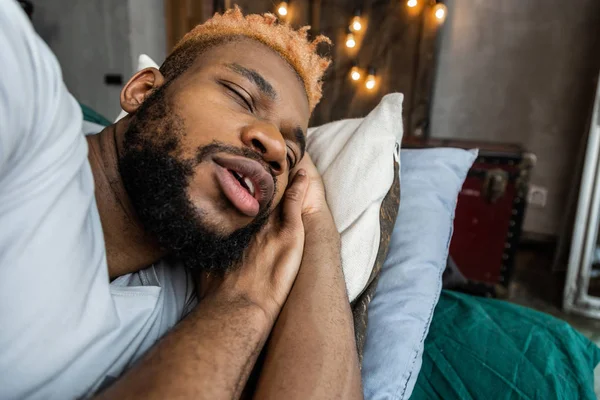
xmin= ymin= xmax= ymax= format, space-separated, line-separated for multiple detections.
xmin=159 ymin=6 xmax=331 ymax=112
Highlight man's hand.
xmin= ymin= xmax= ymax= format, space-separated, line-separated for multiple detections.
xmin=98 ymin=170 xmax=310 ymax=400
xmin=292 ymin=153 xmax=329 ymax=217
xmin=292 ymin=153 xmax=339 ymax=246
xmin=201 ymin=169 xmax=310 ymax=324
xmin=254 ymin=153 xmax=363 ymax=399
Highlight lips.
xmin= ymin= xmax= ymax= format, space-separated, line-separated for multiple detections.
xmin=213 ymin=155 xmax=275 ymax=217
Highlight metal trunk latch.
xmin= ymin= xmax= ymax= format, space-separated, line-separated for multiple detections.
xmin=483 ymin=169 xmax=508 ymax=203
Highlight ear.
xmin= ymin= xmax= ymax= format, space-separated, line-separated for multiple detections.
xmin=120 ymin=67 xmax=165 ymax=113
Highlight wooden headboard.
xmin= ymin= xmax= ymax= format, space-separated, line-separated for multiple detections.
xmin=164 ymin=0 xmax=443 ymax=137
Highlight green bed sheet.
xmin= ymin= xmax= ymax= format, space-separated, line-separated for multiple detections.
xmin=80 ymin=103 xmax=112 ymax=127
xmin=410 ymin=290 xmax=600 ymax=400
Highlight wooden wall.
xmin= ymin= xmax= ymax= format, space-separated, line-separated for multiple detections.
xmin=164 ymin=0 xmax=443 ymax=133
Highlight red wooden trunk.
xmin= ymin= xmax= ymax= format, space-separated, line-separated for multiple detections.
xmin=403 ymin=138 xmax=536 ymax=286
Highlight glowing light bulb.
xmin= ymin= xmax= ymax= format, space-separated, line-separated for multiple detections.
xmin=365 ymin=77 xmax=376 ymax=90
xmin=407 ymin=0 xmax=418 ymax=8
xmin=350 ymin=16 xmax=362 ymax=32
xmin=434 ymin=3 xmax=447 ymax=21
xmin=365 ymin=71 xmax=376 ymax=90
xmin=345 ymin=32 xmax=356 ymax=48
xmin=350 ymin=66 xmax=361 ymax=81
xmin=277 ymin=2 xmax=288 ymax=16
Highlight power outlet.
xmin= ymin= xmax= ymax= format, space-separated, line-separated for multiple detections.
xmin=528 ymin=184 xmax=548 ymax=208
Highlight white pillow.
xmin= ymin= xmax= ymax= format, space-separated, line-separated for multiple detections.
xmin=118 ymin=55 xmax=402 ymax=301
xmin=307 ymin=94 xmax=402 ymax=300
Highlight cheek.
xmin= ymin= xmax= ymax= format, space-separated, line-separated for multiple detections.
xmin=186 ymin=164 xmax=219 ymax=213
xmin=177 ymin=118 xmax=240 ymax=159
xmin=172 ymin=91 xmax=247 ymax=159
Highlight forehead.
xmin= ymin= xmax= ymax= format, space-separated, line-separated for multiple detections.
xmin=176 ymin=38 xmax=310 ymax=124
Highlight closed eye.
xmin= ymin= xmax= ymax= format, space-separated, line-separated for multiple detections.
xmin=286 ymin=145 xmax=297 ymax=169
xmin=222 ymin=82 xmax=254 ymax=112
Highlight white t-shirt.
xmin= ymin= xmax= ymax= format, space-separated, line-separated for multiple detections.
xmin=0 ymin=1 xmax=193 ymax=398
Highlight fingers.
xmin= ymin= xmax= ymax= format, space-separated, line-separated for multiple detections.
xmin=281 ymin=169 xmax=309 ymax=230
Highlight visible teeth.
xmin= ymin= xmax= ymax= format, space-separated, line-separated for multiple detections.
xmin=229 ymin=170 xmax=255 ymax=196
xmin=244 ymin=177 xmax=255 ymax=196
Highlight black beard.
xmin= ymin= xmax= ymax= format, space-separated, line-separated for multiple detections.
xmin=118 ymin=84 xmax=272 ymax=273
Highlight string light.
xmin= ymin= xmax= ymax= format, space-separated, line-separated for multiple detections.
xmin=350 ymin=9 xmax=362 ymax=32
xmin=350 ymin=16 xmax=362 ymax=31
xmin=433 ymin=2 xmax=447 ymax=22
xmin=350 ymin=65 xmax=361 ymax=81
xmin=365 ymin=67 xmax=377 ymax=90
xmin=345 ymin=31 xmax=356 ymax=48
xmin=407 ymin=0 xmax=418 ymax=8
xmin=277 ymin=1 xmax=288 ymax=17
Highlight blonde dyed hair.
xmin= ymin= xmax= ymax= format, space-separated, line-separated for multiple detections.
xmin=160 ymin=6 xmax=331 ymax=112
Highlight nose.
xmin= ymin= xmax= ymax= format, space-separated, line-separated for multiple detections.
xmin=241 ymin=122 xmax=287 ymax=176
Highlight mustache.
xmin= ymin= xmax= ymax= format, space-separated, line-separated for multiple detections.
xmin=194 ymin=141 xmax=278 ymax=185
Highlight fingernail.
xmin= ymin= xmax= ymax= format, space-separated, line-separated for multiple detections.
xmin=298 ymin=169 xmax=306 ymax=176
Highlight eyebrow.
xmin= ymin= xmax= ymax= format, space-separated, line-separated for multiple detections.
xmin=225 ymin=63 xmax=277 ymax=100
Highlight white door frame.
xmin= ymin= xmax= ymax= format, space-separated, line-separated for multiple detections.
xmin=565 ymin=74 xmax=600 ymax=318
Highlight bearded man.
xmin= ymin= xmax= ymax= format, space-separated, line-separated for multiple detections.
xmin=0 ymin=2 xmax=362 ymax=399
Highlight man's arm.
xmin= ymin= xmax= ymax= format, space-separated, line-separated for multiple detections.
xmin=254 ymin=157 xmax=363 ymax=399
xmin=97 ymin=171 xmax=310 ymax=399
xmin=97 ymin=295 xmax=270 ymax=400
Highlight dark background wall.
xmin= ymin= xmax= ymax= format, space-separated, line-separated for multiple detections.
xmin=289 ymin=0 xmax=441 ymax=131
xmin=31 ymin=0 xmax=166 ymax=119
xmin=430 ymin=0 xmax=600 ymax=235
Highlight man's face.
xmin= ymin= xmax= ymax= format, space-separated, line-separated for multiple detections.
xmin=119 ymin=38 xmax=310 ymax=272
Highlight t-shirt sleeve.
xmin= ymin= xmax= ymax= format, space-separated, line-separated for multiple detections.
xmin=0 ymin=1 xmax=115 ymax=397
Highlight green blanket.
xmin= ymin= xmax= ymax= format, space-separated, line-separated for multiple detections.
xmin=411 ymin=291 xmax=600 ymax=400
xmin=80 ymin=103 xmax=112 ymax=127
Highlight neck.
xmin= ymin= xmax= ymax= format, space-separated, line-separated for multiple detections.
xmin=87 ymin=118 xmax=166 ymax=279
